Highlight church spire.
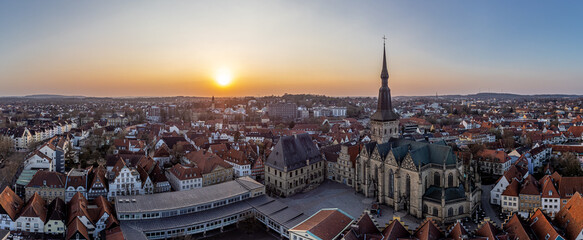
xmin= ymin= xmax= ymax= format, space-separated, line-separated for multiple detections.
xmin=370 ymin=38 xmax=398 ymax=122
xmin=380 ymin=37 xmax=389 ymax=85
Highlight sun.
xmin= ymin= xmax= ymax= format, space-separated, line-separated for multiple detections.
xmin=215 ymin=68 xmax=233 ymax=87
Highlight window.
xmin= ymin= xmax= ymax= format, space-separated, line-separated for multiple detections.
xmin=388 ymin=170 xmax=394 ymax=198
xmin=448 ymin=173 xmax=454 ymax=187
xmin=434 ymin=172 xmax=440 ymax=187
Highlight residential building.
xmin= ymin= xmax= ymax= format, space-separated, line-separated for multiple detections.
xmin=555 ymin=193 xmax=583 ymax=240
xmin=87 ymin=166 xmax=108 ymax=200
xmin=107 ymin=157 xmax=143 ymax=199
xmin=183 ymin=150 xmax=234 ymax=187
xmin=44 ymin=197 xmax=66 ymax=235
xmin=476 ymin=149 xmax=511 ymax=175
xmin=0 ymin=187 xmax=24 ymax=231
xmin=540 ymin=176 xmax=561 ymax=217
xmin=490 ymin=165 xmax=528 ymax=205
xmin=65 ymin=169 xmax=88 ymax=203
xmin=501 ymin=180 xmax=520 ymax=213
xmin=166 ymin=163 xmax=202 ymax=191
xmin=25 ymin=170 xmax=66 ymax=202
xmin=222 ymin=149 xmax=252 ymax=177
xmin=15 ymin=193 xmax=46 ymax=233
xmin=268 ymin=102 xmax=297 ymax=120
xmin=518 ymin=176 xmax=540 ymax=214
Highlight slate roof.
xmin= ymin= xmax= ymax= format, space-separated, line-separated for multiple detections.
xmin=266 ymin=133 xmax=323 ymax=171
xmin=423 ymin=186 xmax=466 ymax=203
xmin=363 ymin=139 xmax=457 ymax=167
xmin=47 ymin=197 xmax=66 ymax=221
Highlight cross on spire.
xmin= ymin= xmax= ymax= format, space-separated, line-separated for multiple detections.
xmin=383 ymin=35 xmax=387 ymax=45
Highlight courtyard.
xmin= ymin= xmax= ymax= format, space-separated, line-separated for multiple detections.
xmin=278 ymin=180 xmax=422 ymax=230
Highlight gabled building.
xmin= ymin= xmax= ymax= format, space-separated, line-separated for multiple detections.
xmin=501 ymin=179 xmax=520 ymax=213
xmin=15 ymin=193 xmax=46 ymax=233
xmin=0 ymin=187 xmax=24 ymax=231
xmin=87 ymin=166 xmax=108 ymax=200
xmin=23 ymin=150 xmax=53 ymax=171
xmin=541 ymin=176 xmax=561 ymax=217
xmin=222 ymin=149 xmax=252 ymax=177
xmin=503 ymin=213 xmax=532 ymax=240
xmin=476 ymin=149 xmax=512 ymax=175
xmin=528 ymin=209 xmax=565 ymax=240
xmin=250 ymin=156 xmax=265 ymax=180
xmin=490 ymin=165 xmax=528 ymax=205
xmin=381 ymin=217 xmax=411 ymax=239
xmin=68 ymin=192 xmax=95 ymax=235
xmin=519 ymin=175 xmax=541 ymax=214
xmin=44 ymin=197 xmax=66 ymax=235
xmin=183 ymin=150 xmax=233 ymax=187
xmin=65 ymin=169 xmax=88 ymax=203
xmin=554 ymin=192 xmax=583 ymax=240
xmin=92 ymin=196 xmax=118 ymax=239
xmin=107 ymin=157 xmax=143 ymax=200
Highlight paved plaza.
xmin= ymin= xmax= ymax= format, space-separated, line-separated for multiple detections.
xmin=278 ymin=180 xmax=422 ymax=230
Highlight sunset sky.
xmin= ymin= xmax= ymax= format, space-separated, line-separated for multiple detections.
xmin=1 ymin=1 xmax=582 ymax=97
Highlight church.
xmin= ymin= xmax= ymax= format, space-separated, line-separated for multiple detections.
xmin=354 ymin=43 xmax=481 ymax=223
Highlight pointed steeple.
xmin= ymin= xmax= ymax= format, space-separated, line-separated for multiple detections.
xmin=371 ymin=40 xmax=398 ymax=122
xmin=380 ymin=43 xmax=389 ymax=85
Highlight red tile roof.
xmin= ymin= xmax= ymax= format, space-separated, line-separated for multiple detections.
xmin=0 ymin=187 xmax=24 ymax=221
xmin=414 ymin=219 xmax=443 ymax=240
xmin=528 ymin=209 xmax=563 ymax=240
xmin=66 ymin=217 xmax=90 ymax=240
xmin=503 ymin=214 xmax=531 ymax=240
xmin=502 ymin=180 xmax=520 ymax=197
xmin=447 ymin=221 xmax=469 ymax=240
xmin=19 ymin=192 xmax=47 ymax=222
xmin=554 ymin=192 xmax=583 ymax=240
xmin=291 ymin=209 xmax=353 ymax=240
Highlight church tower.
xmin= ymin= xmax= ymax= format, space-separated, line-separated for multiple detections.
xmin=370 ymin=42 xmax=399 ymax=143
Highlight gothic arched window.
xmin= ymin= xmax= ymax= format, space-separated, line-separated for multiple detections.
xmin=406 ymin=174 xmax=411 ymax=195
xmin=458 ymin=206 xmax=464 ymax=215
xmin=434 ymin=172 xmax=440 ymax=187
xmin=389 ymin=169 xmax=394 ymax=198
xmin=448 ymin=173 xmax=454 ymax=187
xmin=448 ymin=207 xmax=454 ymax=217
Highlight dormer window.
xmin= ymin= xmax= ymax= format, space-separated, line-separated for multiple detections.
xmin=549 ymin=190 xmax=552 ymax=196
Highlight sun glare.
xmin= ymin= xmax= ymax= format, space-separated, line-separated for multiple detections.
xmin=215 ymin=68 xmax=233 ymax=87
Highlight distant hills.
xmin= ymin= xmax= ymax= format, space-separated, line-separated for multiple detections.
xmin=23 ymin=94 xmax=85 ymax=99
xmin=396 ymin=92 xmax=583 ymax=100
xmin=0 ymin=92 xmax=579 ymax=100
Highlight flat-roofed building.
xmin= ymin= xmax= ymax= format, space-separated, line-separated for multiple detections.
xmin=116 ymin=177 xmax=308 ymax=239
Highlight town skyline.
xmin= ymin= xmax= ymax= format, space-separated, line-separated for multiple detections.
xmin=1 ymin=1 xmax=583 ymax=97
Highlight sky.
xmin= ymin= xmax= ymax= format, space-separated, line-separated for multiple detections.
xmin=1 ymin=1 xmax=582 ymax=97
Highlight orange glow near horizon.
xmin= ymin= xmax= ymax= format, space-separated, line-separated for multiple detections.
xmin=215 ymin=68 xmax=233 ymax=87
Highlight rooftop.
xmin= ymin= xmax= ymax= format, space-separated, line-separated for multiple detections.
xmin=115 ymin=177 xmax=263 ymax=214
